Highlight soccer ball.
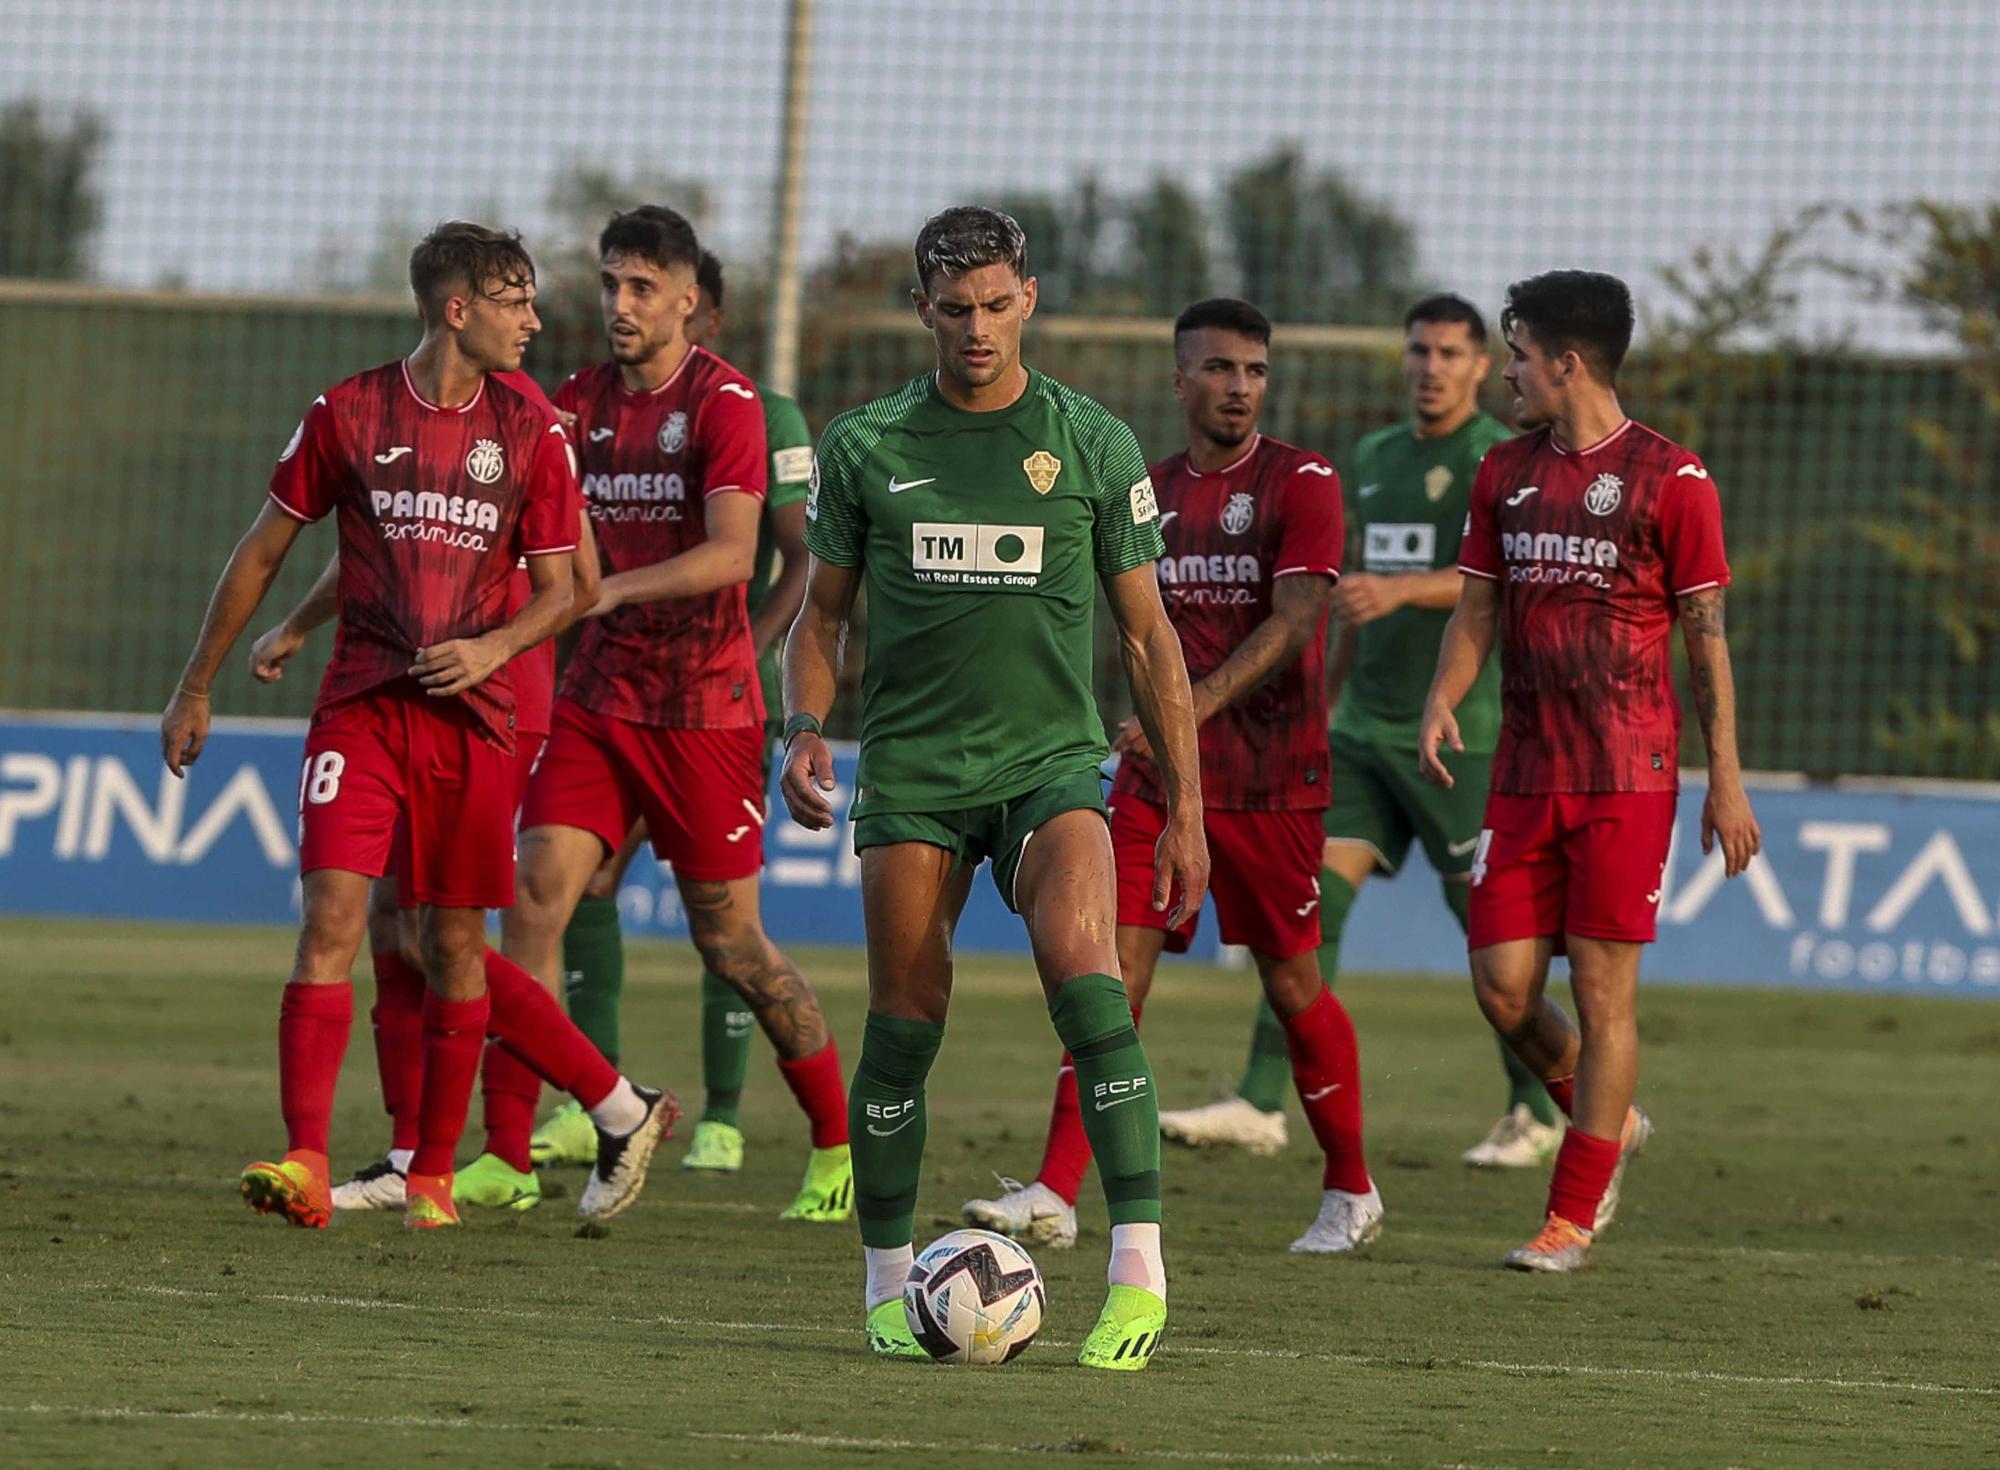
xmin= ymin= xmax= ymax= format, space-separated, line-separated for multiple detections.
xmin=902 ymin=1229 xmax=1045 ymax=1364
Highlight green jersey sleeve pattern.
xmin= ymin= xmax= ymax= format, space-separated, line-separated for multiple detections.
xmin=1042 ymin=381 xmax=1163 ymax=577
xmin=803 ymin=409 xmax=874 ymax=568
xmin=763 ymin=391 xmax=814 ymax=511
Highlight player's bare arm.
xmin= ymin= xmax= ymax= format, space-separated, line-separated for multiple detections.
xmin=162 ymin=499 xmax=308 ymax=776
xmin=568 ymin=507 xmax=602 ymax=621
xmin=778 ymin=555 xmax=857 ymax=831
xmin=1679 ymin=587 xmax=1761 ymax=876
xmin=589 ymin=490 xmax=758 ymax=616
xmin=248 ymin=551 xmax=339 ymax=683
xmin=1333 ymin=565 xmax=1461 ymax=625
xmin=1104 ymin=563 xmax=1209 ymax=925
xmin=749 ymin=498 xmax=810 ymax=654
xmin=1324 ymin=612 xmax=1358 ymax=715
xmin=411 ymin=550 xmax=572 ymax=698
xmin=1113 ymin=572 xmax=1333 ymax=759
xmin=1418 ymin=574 xmax=1499 ymax=787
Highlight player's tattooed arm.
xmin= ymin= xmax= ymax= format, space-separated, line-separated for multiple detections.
xmin=1105 ymin=563 xmax=1211 ymax=925
xmin=248 ymin=551 xmax=339 ymax=683
xmin=1678 ymin=587 xmax=1762 ymax=877
xmin=1417 ymin=574 xmax=1500 ymax=787
xmin=778 ymin=557 xmax=860 ymax=831
xmin=164 ymin=500 xmax=309 ymax=775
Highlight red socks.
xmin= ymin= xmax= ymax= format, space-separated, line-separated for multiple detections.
xmin=482 ymin=948 xmax=620 ymax=1109
xmin=1035 ymin=1004 xmax=1139 ymax=1207
xmin=1547 ymin=1126 xmax=1621 ymax=1229
xmin=480 ymin=1040 xmax=541 ymax=1173
xmin=369 ymin=951 xmax=425 ymax=1152
xmin=776 ymin=1039 xmax=849 ymax=1149
xmin=278 ymin=981 xmax=353 ymax=1157
xmin=411 ymin=991 xmax=488 ymax=1177
xmin=1283 ymin=986 xmax=1372 ymax=1196
xmin=1544 ymin=1073 xmax=1577 ymax=1118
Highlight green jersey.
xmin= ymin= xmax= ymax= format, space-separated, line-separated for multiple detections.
xmin=748 ymin=388 xmax=814 ymax=617
xmin=806 ymin=369 xmax=1163 ymax=817
xmin=1332 ymin=411 xmax=1511 ymax=751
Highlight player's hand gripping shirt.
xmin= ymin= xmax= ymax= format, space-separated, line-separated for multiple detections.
xmin=267 ymin=359 xmax=580 ymax=750
xmin=1334 ymin=411 xmax=1511 ymax=750
xmin=1115 ymin=434 xmax=1342 ymax=812
xmin=805 ymin=370 xmax=1165 ymax=817
xmin=1457 ymin=420 xmax=1730 ymax=794
xmin=556 ymin=347 xmax=769 ymax=728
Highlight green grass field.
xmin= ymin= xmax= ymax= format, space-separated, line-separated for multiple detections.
xmin=1 ymin=917 xmax=1996 ymax=1468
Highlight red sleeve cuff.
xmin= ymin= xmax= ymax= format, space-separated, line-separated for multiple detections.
xmin=521 ymin=542 xmax=579 ymax=557
xmin=1274 ymin=564 xmax=1340 ymax=581
xmin=266 ymin=490 xmax=316 ymax=523
xmin=1458 ymin=563 xmax=1498 ymax=581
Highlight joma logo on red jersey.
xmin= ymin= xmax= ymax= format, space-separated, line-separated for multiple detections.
xmin=369 ymin=489 xmax=500 ymax=532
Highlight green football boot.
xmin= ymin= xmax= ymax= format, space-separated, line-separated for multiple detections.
xmin=681 ymin=1119 xmax=745 ymax=1173
xmin=866 ymin=1299 xmax=927 ymax=1360
xmin=1076 ymin=1284 xmax=1167 ymax=1371
xmin=779 ymin=1145 xmax=854 ymax=1222
xmin=529 ymin=1099 xmax=598 ymax=1167
xmin=450 ymin=1152 xmax=541 ymax=1212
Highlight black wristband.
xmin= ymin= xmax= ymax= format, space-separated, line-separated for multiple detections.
xmin=781 ymin=712 xmax=823 ymax=748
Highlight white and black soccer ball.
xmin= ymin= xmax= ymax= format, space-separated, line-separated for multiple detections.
xmin=902 ymin=1229 xmax=1045 ymax=1365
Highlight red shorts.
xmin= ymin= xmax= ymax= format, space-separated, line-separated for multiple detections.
xmin=1110 ymin=795 xmax=1324 ymax=960
xmin=514 ymin=734 xmax=547 ymax=812
xmin=297 ymin=688 xmax=518 ymax=909
xmin=1466 ymin=791 xmax=1678 ymax=949
xmin=519 ymin=696 xmax=765 ymax=882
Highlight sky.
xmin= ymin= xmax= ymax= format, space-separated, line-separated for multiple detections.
xmin=3 ymin=0 xmax=1996 ymax=347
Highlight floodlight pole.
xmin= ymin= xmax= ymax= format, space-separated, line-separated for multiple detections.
xmin=764 ymin=0 xmax=815 ymax=398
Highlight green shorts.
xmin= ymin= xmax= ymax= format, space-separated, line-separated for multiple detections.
xmin=850 ymin=767 xmax=1109 ymax=914
xmin=1325 ymin=728 xmax=1492 ymax=879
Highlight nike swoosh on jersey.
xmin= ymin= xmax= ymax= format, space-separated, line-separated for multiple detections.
xmin=374 ymin=446 xmax=413 ymax=464
xmin=1357 ymin=483 xmax=1381 ymax=497
xmin=1504 ymin=486 xmax=1541 ymax=505
xmin=887 ymin=476 xmax=936 ymax=494
xmin=589 ymin=427 xmax=615 ymax=442
xmin=1447 ymin=837 xmax=1480 ymax=857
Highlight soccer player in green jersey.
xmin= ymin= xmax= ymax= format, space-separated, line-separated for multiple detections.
xmin=781 ymin=207 xmax=1208 ymax=1370
xmin=1158 ymin=294 xmax=1563 ymax=1167
xmin=533 ymin=249 xmax=831 ymax=1194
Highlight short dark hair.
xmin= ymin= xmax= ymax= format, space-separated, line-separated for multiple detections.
xmin=408 ymin=221 xmax=535 ymax=324
xmin=598 ymin=205 xmax=700 ymax=274
xmin=1404 ymin=292 xmax=1488 ymax=346
xmin=1500 ymin=270 xmax=1633 ymax=382
xmin=913 ymin=206 xmax=1028 ymax=292
xmin=696 ymin=249 xmax=725 ymax=307
xmin=1173 ymin=297 xmax=1272 ymax=350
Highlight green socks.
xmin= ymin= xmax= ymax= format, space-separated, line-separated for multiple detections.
xmin=561 ymin=895 xmax=625 ymax=1068
xmin=1051 ymin=974 xmax=1161 ymax=1227
xmin=850 ymin=1011 xmax=946 ymax=1249
xmin=700 ymin=970 xmax=753 ymax=1127
xmin=1237 ymin=868 xmax=1358 ymax=1112
xmin=1440 ymin=879 xmax=1559 ymax=1126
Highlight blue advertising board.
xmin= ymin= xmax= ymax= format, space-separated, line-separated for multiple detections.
xmin=5 ymin=711 xmax=2000 ymax=997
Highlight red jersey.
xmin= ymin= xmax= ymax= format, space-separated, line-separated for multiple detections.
xmin=556 ymin=348 xmax=768 ymax=728
xmin=267 ymin=360 xmax=579 ymax=750
xmin=491 ymin=371 xmax=568 ymax=738
xmin=1458 ymin=420 xmax=1730 ymax=795
xmin=1114 ymin=434 xmax=1343 ymax=812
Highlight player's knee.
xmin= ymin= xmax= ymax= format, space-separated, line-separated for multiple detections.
xmin=295 ymin=889 xmax=365 ymax=978
xmin=1259 ymin=955 xmax=1324 ymax=1017
xmin=1469 ymin=957 xmax=1530 ymax=1032
xmin=419 ymin=916 xmax=484 ymax=978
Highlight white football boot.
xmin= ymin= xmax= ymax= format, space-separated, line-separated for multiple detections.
xmin=1157 ymin=1094 xmax=1288 ymax=1156
xmin=330 ymin=1158 xmax=406 ymax=1211
xmin=1592 ymin=1105 xmax=1653 ymax=1232
xmin=1289 ymin=1184 xmax=1385 ymax=1253
xmin=1462 ymin=1104 xmax=1564 ymax=1168
xmin=960 ymin=1174 xmax=1078 ymax=1249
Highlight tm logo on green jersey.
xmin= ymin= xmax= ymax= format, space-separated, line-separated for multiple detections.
xmin=911 ymin=521 xmax=1046 ymax=587
xmin=1363 ymin=522 xmax=1438 ymax=572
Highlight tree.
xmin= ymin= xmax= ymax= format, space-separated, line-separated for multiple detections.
xmin=1121 ymin=178 xmax=1210 ymax=315
xmin=1222 ymin=146 xmax=1420 ymax=323
xmin=0 ymin=98 xmax=106 ymax=280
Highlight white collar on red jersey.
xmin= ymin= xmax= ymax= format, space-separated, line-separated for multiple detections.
xmin=1547 ymin=419 xmax=1633 ymax=457
xmin=621 ymin=344 xmax=703 ymax=398
xmin=1184 ymin=432 xmax=1262 ymax=477
xmin=400 ymin=357 xmax=486 ymax=416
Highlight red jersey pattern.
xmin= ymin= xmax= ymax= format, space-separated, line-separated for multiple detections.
xmin=268 ymin=360 xmax=579 ymax=751
xmin=557 ymin=348 xmax=768 ymax=728
xmin=493 ymin=371 xmax=570 ymax=739
xmin=1458 ymin=420 xmax=1730 ymax=795
xmin=1115 ymin=435 xmax=1343 ymax=812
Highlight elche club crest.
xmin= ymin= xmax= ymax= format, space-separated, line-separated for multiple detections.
xmin=659 ymin=411 xmax=688 ymax=456
xmin=1424 ymin=465 xmax=1453 ymax=502
xmin=1584 ymin=473 xmax=1623 ymax=516
xmin=464 ymin=438 xmax=505 ymax=485
xmin=1221 ymin=491 xmax=1255 ymax=535
xmin=1023 ymin=450 xmax=1062 ymax=495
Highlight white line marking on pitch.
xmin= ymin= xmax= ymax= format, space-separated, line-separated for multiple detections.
xmin=106 ymin=1284 xmax=1998 ymax=1398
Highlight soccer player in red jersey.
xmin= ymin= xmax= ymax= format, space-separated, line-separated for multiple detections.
xmin=161 ymin=224 xmax=670 ymax=1229
xmin=1419 ymin=270 xmax=1762 ymax=1271
xmin=509 ymin=206 xmax=854 ymax=1218
xmin=963 ymin=298 xmax=1380 ymax=1254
